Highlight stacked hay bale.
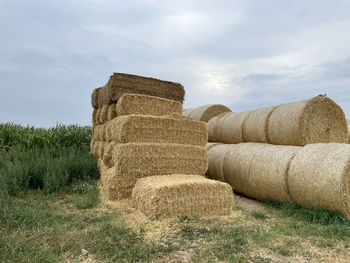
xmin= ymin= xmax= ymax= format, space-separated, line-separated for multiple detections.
xmin=208 ymin=96 xmax=348 ymax=146
xmin=90 ymin=73 xmax=234 ymax=218
xmin=207 ymin=142 xmax=350 ymax=218
xmin=182 ymin=104 xmax=231 ymax=122
xmin=204 ymin=96 xmax=350 ymax=218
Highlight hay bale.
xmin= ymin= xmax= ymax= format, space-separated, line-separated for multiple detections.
xmin=111 ymin=143 xmax=208 ymax=176
xmin=99 ymin=166 xmax=135 ymax=200
xmin=223 ymin=143 xmax=266 ymax=195
xmin=132 ymin=174 xmax=234 ymax=219
xmin=182 ymin=108 xmax=194 ymax=118
xmin=92 ymin=108 xmax=98 ymax=126
xmin=116 ymin=93 xmax=182 ymax=116
xmin=207 ymin=112 xmax=231 ymax=142
xmin=92 ymin=125 xmax=106 ymax=141
xmin=268 ymin=96 xmax=348 ymax=146
xmin=221 ymin=111 xmax=251 ymax=143
xmin=91 ymin=87 xmax=100 ymax=109
xmin=243 ymin=107 xmax=276 ymax=143
xmin=107 ymin=104 xmax=118 ymax=121
xmin=103 ymin=115 xmax=207 ymax=146
xmin=100 ymin=143 xmax=208 ymax=199
xmin=288 ymin=143 xmax=350 ymax=217
xmin=206 ymin=144 xmax=234 ymax=182
xmin=184 ymin=104 xmax=231 ymax=123
xmin=95 ymin=108 xmax=101 ymax=125
xmin=97 ymin=73 xmax=185 ymax=107
xmin=248 ymin=145 xmax=300 ymax=202
xmin=205 ymin=142 xmax=222 ymax=151
xmin=99 ymin=104 xmax=109 ymax=124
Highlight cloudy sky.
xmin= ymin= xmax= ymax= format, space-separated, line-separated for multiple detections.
xmin=1 ymin=0 xmax=350 ymax=127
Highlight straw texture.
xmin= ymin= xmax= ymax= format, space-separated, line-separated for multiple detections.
xmin=132 ymin=174 xmax=234 ymax=219
xmin=268 ymin=96 xmax=348 ymax=146
xmin=288 ymin=143 xmax=350 ymax=217
xmin=182 ymin=108 xmax=194 ymax=118
xmin=206 ymin=144 xmax=234 ymax=182
xmin=99 ymin=143 xmax=208 ymax=199
xmin=116 ymin=93 xmax=182 ymax=117
xmin=222 ymin=143 xmax=263 ymax=195
xmin=183 ymin=104 xmax=231 ymax=123
xmin=243 ymin=107 xmax=276 ymax=143
xmin=110 ymin=143 xmax=208 ymax=175
xmin=99 ymin=105 xmax=108 ymax=124
xmin=221 ymin=111 xmax=251 ymax=143
xmin=205 ymin=142 xmax=222 ymax=151
xmin=107 ymin=104 xmax=118 ymax=121
xmin=96 ymin=73 xmax=185 ymax=107
xmin=91 ymin=87 xmax=100 ymax=109
xmin=95 ymin=115 xmax=207 ymax=146
xmin=207 ymin=112 xmax=231 ymax=142
xmin=248 ymin=145 xmax=300 ymax=202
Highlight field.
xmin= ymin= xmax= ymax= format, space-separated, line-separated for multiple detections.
xmin=1 ymin=123 xmax=350 ymax=263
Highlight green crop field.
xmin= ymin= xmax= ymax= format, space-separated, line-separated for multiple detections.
xmin=1 ymin=122 xmax=350 ymax=263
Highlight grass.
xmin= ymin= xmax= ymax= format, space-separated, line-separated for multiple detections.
xmin=0 ymin=123 xmax=97 ymax=196
xmin=1 ymin=122 xmax=350 ymax=262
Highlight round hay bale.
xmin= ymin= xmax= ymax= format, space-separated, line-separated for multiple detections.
xmin=243 ymin=106 xmax=276 ymax=143
xmin=207 ymin=144 xmax=235 ymax=182
xmin=221 ymin=111 xmax=251 ymax=143
xmin=248 ymin=145 xmax=300 ymax=202
xmin=222 ymin=143 xmax=266 ymax=196
xmin=185 ymin=104 xmax=231 ymax=123
xmin=288 ymin=143 xmax=350 ymax=217
xmin=268 ymin=96 xmax=348 ymax=146
xmin=208 ymin=112 xmax=231 ymax=142
xmin=182 ymin=108 xmax=194 ymax=118
xmin=99 ymin=104 xmax=109 ymax=124
xmin=205 ymin=142 xmax=222 ymax=151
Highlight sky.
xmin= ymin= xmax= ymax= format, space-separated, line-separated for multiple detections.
xmin=1 ymin=0 xmax=350 ymax=127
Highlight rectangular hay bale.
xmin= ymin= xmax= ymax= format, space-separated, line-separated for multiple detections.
xmin=103 ymin=115 xmax=207 ymax=146
xmin=96 ymin=73 xmax=185 ymax=107
xmin=111 ymin=143 xmax=208 ymax=176
xmin=132 ymin=174 xmax=234 ymax=219
xmin=116 ymin=93 xmax=183 ymax=116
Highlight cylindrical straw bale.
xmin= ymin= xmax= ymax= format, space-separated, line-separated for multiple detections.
xmin=205 ymin=142 xmax=222 ymax=151
xmin=223 ymin=143 xmax=266 ymax=196
xmin=248 ymin=145 xmax=300 ymax=202
xmin=268 ymin=96 xmax=348 ymax=146
xmin=243 ymin=107 xmax=276 ymax=143
xmin=207 ymin=144 xmax=235 ymax=182
xmin=107 ymin=104 xmax=117 ymax=121
xmin=288 ymin=143 xmax=350 ymax=217
xmin=221 ymin=111 xmax=252 ymax=143
xmin=208 ymin=112 xmax=231 ymax=142
xmin=185 ymin=104 xmax=231 ymax=123
xmin=182 ymin=108 xmax=194 ymax=118
xmin=99 ymin=104 xmax=109 ymax=124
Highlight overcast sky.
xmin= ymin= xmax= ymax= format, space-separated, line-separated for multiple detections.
xmin=1 ymin=0 xmax=350 ymax=127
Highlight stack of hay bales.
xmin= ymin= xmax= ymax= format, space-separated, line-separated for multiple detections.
xmin=205 ymin=96 xmax=350 ymax=218
xmin=90 ymin=73 xmax=234 ymax=218
xmin=183 ymin=104 xmax=231 ymax=122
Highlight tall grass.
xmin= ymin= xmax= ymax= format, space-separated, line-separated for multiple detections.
xmin=0 ymin=123 xmax=92 ymax=151
xmin=0 ymin=123 xmax=97 ymax=196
